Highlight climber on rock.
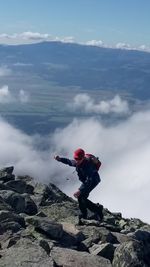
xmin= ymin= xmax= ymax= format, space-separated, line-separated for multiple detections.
xmin=54 ymin=148 xmax=103 ymax=224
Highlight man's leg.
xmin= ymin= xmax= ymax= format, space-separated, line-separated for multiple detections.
xmin=78 ymin=194 xmax=89 ymax=220
xmin=86 ymin=199 xmax=103 ymax=220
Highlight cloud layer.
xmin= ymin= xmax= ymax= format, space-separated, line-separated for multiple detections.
xmin=69 ymin=94 xmax=130 ymax=115
xmin=0 ymin=66 xmax=12 ymax=77
xmin=0 ymin=32 xmax=75 ymax=45
xmin=0 ymin=109 xmax=150 ymax=223
xmin=0 ymin=32 xmax=150 ymax=52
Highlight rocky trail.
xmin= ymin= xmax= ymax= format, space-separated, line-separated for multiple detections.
xmin=0 ymin=166 xmax=150 ymax=267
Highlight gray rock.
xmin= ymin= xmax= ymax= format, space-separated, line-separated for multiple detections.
xmin=61 ymin=222 xmax=84 ymax=247
xmin=36 ymin=211 xmax=47 ymax=217
xmin=79 ymin=226 xmax=118 ymax=244
xmin=5 ymin=235 xmax=20 ymax=249
xmin=0 ymin=210 xmax=25 ymax=234
xmin=0 ymin=166 xmax=14 ymax=175
xmin=47 ymin=183 xmax=74 ymax=204
xmin=0 ymin=166 xmax=15 ymax=183
xmin=40 ymin=201 xmax=79 ymax=223
xmin=119 ymin=219 xmax=128 ymax=229
xmin=0 ymin=190 xmax=25 ymax=213
xmin=0 ymin=210 xmax=25 ymax=228
xmin=0 ymin=238 xmax=55 ymax=267
xmin=25 ymin=215 xmax=63 ymax=239
xmin=0 ymin=221 xmax=23 ymax=234
xmin=0 ymin=183 xmax=10 ymax=190
xmin=0 ymin=196 xmax=13 ymax=211
xmin=51 ymin=246 xmax=112 ymax=267
xmin=129 ymin=230 xmax=150 ymax=264
xmin=120 ymin=218 xmax=145 ymax=234
xmin=112 ymin=240 xmax=148 ymax=267
xmin=81 ymin=219 xmax=101 ymax=227
xmin=79 ymin=237 xmax=97 ymax=251
xmin=77 ymin=225 xmax=102 ymax=242
xmin=111 ymin=231 xmax=134 ymax=244
xmin=89 ymin=242 xmax=116 ymax=262
xmin=140 ymin=224 xmax=150 ymax=232
xmin=23 ymin=193 xmax=38 ymax=215
xmin=104 ymin=215 xmax=116 ymax=225
xmin=5 ymin=180 xmax=34 ymax=194
xmin=0 ymin=190 xmax=37 ymax=215
xmin=133 ymin=229 xmax=150 ymax=243
xmin=39 ymin=239 xmax=51 ymax=255
xmin=33 ymin=183 xmax=50 ymax=206
xmin=33 ymin=182 xmax=73 ymax=207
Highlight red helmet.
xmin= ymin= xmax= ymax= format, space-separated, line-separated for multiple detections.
xmin=73 ymin=148 xmax=85 ymax=160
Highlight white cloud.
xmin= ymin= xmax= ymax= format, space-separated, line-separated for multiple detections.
xmin=0 ymin=105 xmax=150 ymax=223
xmin=19 ymin=89 xmax=29 ymax=103
xmin=0 ymin=85 xmax=14 ymax=103
xmin=0 ymin=117 xmax=51 ymax=181
xmin=69 ymin=94 xmax=130 ymax=115
xmin=50 ymin=110 xmax=150 ymax=223
xmin=0 ymin=66 xmax=12 ymax=77
xmin=60 ymin=36 xmax=75 ymax=43
xmin=116 ymin=42 xmax=133 ymax=49
xmin=0 ymin=85 xmax=29 ymax=104
xmin=85 ymin=40 xmax=104 ymax=47
xmin=20 ymin=31 xmax=50 ymax=40
xmin=13 ymin=63 xmax=33 ymax=67
xmin=0 ymin=32 xmax=150 ymax=52
xmin=0 ymin=32 xmax=75 ymax=45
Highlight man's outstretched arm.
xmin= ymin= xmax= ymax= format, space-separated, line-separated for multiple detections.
xmin=54 ymin=155 xmax=76 ymax=167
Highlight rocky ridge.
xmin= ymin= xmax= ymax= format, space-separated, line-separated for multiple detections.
xmin=0 ymin=166 xmax=150 ymax=267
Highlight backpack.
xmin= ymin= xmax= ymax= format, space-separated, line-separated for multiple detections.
xmin=85 ymin=154 xmax=101 ymax=171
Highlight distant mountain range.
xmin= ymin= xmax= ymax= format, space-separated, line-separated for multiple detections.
xmin=1 ymin=41 xmax=150 ymax=99
xmin=0 ymin=42 xmax=150 ymax=134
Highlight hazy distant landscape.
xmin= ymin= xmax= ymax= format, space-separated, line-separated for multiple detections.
xmin=0 ymin=41 xmax=150 ymax=134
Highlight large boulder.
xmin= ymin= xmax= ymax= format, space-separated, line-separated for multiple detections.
xmin=78 ymin=226 xmax=118 ymax=244
xmin=5 ymin=180 xmax=34 ymax=194
xmin=40 ymin=201 xmax=79 ymax=223
xmin=0 ymin=210 xmax=25 ymax=234
xmin=112 ymin=240 xmax=148 ymax=267
xmin=89 ymin=242 xmax=116 ymax=262
xmin=32 ymin=182 xmax=74 ymax=207
xmin=0 ymin=166 xmax=15 ymax=183
xmin=25 ymin=215 xmax=63 ymax=240
xmin=0 ymin=196 xmax=13 ymax=211
xmin=51 ymin=246 xmax=112 ymax=267
xmin=0 ymin=190 xmax=37 ymax=215
xmin=0 ymin=238 xmax=55 ymax=267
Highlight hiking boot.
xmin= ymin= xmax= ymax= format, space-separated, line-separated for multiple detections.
xmin=76 ymin=219 xmax=84 ymax=226
xmin=78 ymin=214 xmax=87 ymax=220
xmin=76 ymin=214 xmax=87 ymax=226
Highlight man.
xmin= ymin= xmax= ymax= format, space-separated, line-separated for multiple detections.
xmin=54 ymin=148 xmax=103 ymax=224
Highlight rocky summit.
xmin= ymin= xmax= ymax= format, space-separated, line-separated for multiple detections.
xmin=0 ymin=166 xmax=150 ymax=267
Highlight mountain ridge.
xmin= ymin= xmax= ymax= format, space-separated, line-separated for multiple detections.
xmin=1 ymin=41 xmax=150 ymax=98
xmin=0 ymin=166 xmax=150 ymax=266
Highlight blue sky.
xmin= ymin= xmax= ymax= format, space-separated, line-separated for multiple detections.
xmin=0 ymin=0 xmax=150 ymax=47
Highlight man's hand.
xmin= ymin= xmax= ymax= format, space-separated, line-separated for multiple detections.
xmin=54 ymin=155 xmax=60 ymax=161
xmin=73 ymin=190 xmax=81 ymax=199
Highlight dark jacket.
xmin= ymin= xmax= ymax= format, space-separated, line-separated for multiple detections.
xmin=58 ymin=157 xmax=100 ymax=194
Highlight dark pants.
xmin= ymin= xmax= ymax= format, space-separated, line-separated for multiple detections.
xmin=78 ymin=175 xmax=103 ymax=219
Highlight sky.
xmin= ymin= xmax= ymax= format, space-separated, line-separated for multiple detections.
xmin=0 ymin=0 xmax=150 ymax=49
